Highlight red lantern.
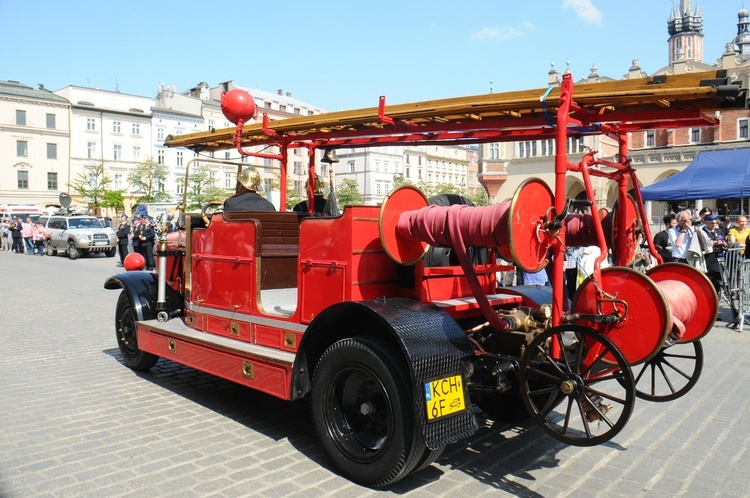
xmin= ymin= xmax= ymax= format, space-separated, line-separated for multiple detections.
xmin=124 ymin=252 xmax=146 ymax=271
xmin=221 ymin=89 xmax=256 ymax=124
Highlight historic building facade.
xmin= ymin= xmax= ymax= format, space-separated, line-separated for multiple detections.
xmin=0 ymin=81 xmax=71 ymax=207
xmin=479 ymin=2 xmax=750 ymax=223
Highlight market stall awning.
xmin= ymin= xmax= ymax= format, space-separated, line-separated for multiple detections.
xmin=640 ymin=148 xmax=750 ymax=201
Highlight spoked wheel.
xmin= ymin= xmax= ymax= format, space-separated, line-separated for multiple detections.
xmin=115 ymin=292 xmax=159 ymax=371
xmin=520 ymin=325 xmax=635 ymax=447
xmin=311 ymin=336 xmax=426 ymax=487
xmin=631 ymin=340 xmax=703 ymax=402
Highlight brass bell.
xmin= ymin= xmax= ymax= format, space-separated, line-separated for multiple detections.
xmin=320 ymin=147 xmax=339 ymax=164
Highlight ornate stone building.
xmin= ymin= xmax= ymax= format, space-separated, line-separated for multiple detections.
xmin=479 ymin=2 xmax=750 ymax=222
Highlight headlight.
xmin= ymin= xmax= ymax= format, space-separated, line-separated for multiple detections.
xmin=78 ymin=234 xmax=90 ymax=242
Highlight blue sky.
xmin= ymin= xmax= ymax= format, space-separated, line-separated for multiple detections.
xmin=1 ymin=1 xmax=746 ymax=110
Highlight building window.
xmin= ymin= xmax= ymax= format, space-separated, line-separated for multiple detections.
xmin=86 ymin=117 xmax=96 ymax=130
xmin=113 ymin=145 xmax=122 ymax=161
xmin=208 ymin=119 xmax=215 ymax=131
xmin=293 ymin=161 xmax=303 ymax=175
xmin=739 ymin=119 xmax=749 ymax=139
xmin=176 ymin=177 xmax=184 ymax=194
xmin=47 ymin=143 xmax=57 ymax=159
xmin=224 ymin=151 xmax=231 ymax=160
xmin=279 ymin=104 xmax=286 ymax=112
xmin=176 ymin=151 xmax=183 ymax=167
xmin=114 ymin=174 xmax=123 ymax=190
xmin=132 ymin=123 xmax=140 ymax=135
xmin=133 ymin=146 xmax=141 ymax=162
xmin=16 ymin=110 xmax=27 ymax=125
xmin=17 ymin=140 xmax=28 ymax=157
xmin=47 ymin=172 xmax=58 ymax=190
xmin=46 ymin=113 xmax=56 ymax=129
xmin=348 ymin=161 xmax=355 ymax=173
xmin=690 ymin=128 xmax=701 ymax=143
xmin=406 ymin=167 xmax=410 ymax=178
xmin=225 ymin=173 xmax=232 ymax=189
xmin=87 ymin=142 xmax=97 ymax=159
xmin=375 ymin=160 xmax=380 ymax=172
xmin=113 ymin=121 xmax=121 ymax=133
xmin=376 ymin=182 xmax=382 ymax=195
xmin=645 ymin=130 xmax=655 ymax=147
xmin=157 ymin=128 xmax=165 ymax=141
xmin=294 ymin=108 xmax=300 ymax=114
xmin=18 ymin=171 xmax=29 ymax=189
xmin=157 ymin=150 xmax=164 ymax=165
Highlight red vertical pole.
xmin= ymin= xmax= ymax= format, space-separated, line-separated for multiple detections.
xmin=279 ymin=143 xmax=288 ymax=211
xmin=616 ymin=136 xmax=630 ymax=265
xmin=552 ymin=74 xmax=574 ymax=328
xmin=307 ymin=147 xmax=316 ymax=213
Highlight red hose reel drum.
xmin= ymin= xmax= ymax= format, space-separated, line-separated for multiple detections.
xmin=379 ymin=179 xmax=554 ymax=273
xmin=565 ymin=194 xmax=640 ymax=265
xmin=572 ymin=264 xmax=717 ymax=365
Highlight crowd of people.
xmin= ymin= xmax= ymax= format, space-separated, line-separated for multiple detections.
xmin=0 ymin=217 xmax=46 ymax=255
xmin=115 ymin=214 xmax=158 ymax=270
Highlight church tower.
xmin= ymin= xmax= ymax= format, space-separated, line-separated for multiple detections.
xmin=667 ymin=0 xmax=704 ymax=64
xmin=733 ymin=8 xmax=750 ymax=56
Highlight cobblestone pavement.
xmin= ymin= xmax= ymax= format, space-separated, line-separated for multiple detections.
xmin=1 ymin=250 xmax=748 ymax=497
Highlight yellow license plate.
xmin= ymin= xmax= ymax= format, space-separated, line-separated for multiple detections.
xmin=424 ymin=374 xmax=466 ymax=421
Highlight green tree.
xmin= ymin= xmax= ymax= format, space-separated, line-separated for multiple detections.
xmin=187 ymin=164 xmax=228 ymax=210
xmin=128 ymin=157 xmax=171 ymax=203
xmin=466 ymin=189 xmax=489 ymax=206
xmin=336 ymin=178 xmax=364 ymax=206
xmin=392 ymin=173 xmax=412 ymax=189
xmin=101 ymin=190 xmax=125 ymax=211
xmin=68 ymin=162 xmax=111 ymax=209
xmin=286 ymin=177 xmax=303 ymax=210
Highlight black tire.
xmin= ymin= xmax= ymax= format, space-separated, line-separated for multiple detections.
xmin=105 ymin=247 xmax=117 ymax=257
xmin=67 ymin=240 xmax=79 ymax=260
xmin=311 ymin=336 xmax=425 ymax=487
xmin=115 ymin=292 xmax=159 ymax=371
xmin=45 ymin=240 xmax=57 ymax=256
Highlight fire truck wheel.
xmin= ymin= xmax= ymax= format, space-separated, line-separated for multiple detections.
xmin=311 ymin=336 xmax=426 ymax=487
xmin=629 ymin=340 xmax=703 ymax=402
xmin=115 ymin=292 xmax=159 ymax=371
xmin=520 ymin=325 xmax=636 ymax=447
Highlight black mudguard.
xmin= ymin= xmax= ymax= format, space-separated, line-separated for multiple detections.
xmin=104 ymin=272 xmax=183 ymax=321
xmin=297 ymin=297 xmax=478 ymax=449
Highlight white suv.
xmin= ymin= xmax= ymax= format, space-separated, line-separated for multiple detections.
xmin=43 ymin=215 xmax=117 ymax=259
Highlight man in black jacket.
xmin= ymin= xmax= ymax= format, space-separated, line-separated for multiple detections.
xmin=115 ymin=214 xmax=130 ymax=267
xmin=224 ymin=167 xmax=275 ymax=212
xmin=653 ymin=213 xmax=676 ymax=263
xmin=139 ymin=216 xmax=156 ymax=271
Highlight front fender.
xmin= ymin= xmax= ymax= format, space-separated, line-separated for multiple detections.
xmin=104 ymin=272 xmax=182 ymax=321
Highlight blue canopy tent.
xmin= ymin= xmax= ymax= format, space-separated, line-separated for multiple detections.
xmin=640 ymin=148 xmax=750 ymax=201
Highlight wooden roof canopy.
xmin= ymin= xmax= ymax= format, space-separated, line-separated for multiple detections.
xmin=164 ymin=70 xmax=746 ymax=152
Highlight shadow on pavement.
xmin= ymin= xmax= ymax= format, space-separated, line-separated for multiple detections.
xmin=102 ymin=348 xmax=567 ymax=495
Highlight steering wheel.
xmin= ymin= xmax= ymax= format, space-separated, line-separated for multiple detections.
xmin=201 ymin=201 xmax=223 ymax=226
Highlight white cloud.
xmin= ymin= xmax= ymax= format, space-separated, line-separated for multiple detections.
xmin=471 ymin=21 xmax=537 ymax=42
xmin=563 ymin=0 xmax=603 ymax=24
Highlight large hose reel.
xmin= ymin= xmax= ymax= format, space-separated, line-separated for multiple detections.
xmin=378 ymin=179 xmax=717 ymax=364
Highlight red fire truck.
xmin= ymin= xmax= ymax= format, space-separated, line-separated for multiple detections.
xmin=106 ymin=70 xmax=741 ymax=486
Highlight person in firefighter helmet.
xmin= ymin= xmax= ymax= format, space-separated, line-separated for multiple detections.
xmin=224 ymin=167 xmax=275 ymax=212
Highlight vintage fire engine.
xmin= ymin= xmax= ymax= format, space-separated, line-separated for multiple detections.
xmin=106 ymin=70 xmax=742 ymax=487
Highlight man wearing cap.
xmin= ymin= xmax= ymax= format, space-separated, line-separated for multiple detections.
xmin=224 ymin=167 xmax=275 ymax=212
xmin=115 ymin=214 xmax=130 ymax=267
